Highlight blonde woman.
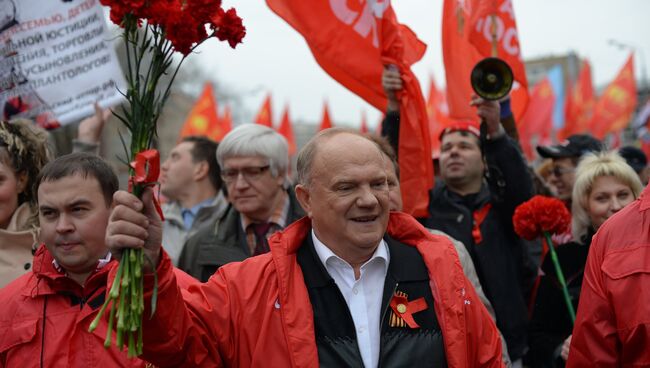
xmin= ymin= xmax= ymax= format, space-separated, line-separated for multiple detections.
xmin=528 ymin=151 xmax=642 ymax=367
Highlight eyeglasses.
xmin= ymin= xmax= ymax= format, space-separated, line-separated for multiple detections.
xmin=551 ymin=166 xmax=575 ymax=177
xmin=221 ymin=165 xmax=270 ymax=183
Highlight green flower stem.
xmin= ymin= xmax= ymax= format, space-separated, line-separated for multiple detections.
xmin=543 ymin=231 xmax=576 ymax=324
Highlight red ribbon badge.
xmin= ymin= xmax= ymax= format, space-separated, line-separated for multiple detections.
xmin=471 ymin=203 xmax=492 ymax=244
xmin=389 ymin=294 xmax=428 ymax=328
xmin=129 ymin=149 xmax=164 ymax=221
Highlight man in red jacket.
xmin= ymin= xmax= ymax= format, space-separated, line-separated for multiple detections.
xmin=0 ymin=152 xmax=195 ymax=367
xmin=107 ymin=129 xmax=504 ymax=367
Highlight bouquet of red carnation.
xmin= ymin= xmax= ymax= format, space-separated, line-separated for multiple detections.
xmin=88 ymin=0 xmax=245 ymax=357
xmin=513 ymin=195 xmax=570 ymax=240
xmin=513 ymin=195 xmax=575 ymax=323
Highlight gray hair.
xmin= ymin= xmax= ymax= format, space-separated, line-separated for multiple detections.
xmin=216 ymin=124 xmax=289 ymax=181
xmin=296 ymin=127 xmax=377 ymax=186
xmin=571 ymin=151 xmax=643 ymax=240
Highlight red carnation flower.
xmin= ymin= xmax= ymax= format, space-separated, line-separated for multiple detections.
xmin=212 ymin=8 xmax=246 ymax=48
xmin=513 ymin=195 xmax=571 ymax=240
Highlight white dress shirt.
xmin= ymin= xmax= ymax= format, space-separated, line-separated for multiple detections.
xmin=312 ymin=230 xmax=389 ymax=368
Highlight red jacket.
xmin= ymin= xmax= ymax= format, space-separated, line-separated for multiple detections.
xmin=0 ymin=245 xmax=198 ymax=368
xmin=139 ymin=213 xmax=503 ymax=367
xmin=568 ymin=184 xmax=650 ymax=367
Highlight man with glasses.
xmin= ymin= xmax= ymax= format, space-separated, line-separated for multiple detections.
xmin=537 ymin=134 xmax=603 ymax=206
xmin=178 ymin=124 xmax=304 ymax=281
xmin=159 ymin=136 xmax=228 ymax=266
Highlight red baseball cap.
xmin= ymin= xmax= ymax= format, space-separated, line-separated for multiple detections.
xmin=439 ymin=121 xmax=480 ymax=141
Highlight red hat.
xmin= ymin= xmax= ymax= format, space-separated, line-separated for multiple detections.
xmin=439 ymin=121 xmax=480 ymax=141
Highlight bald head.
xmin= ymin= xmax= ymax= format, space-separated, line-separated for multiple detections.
xmin=297 ymin=128 xmax=385 ymax=187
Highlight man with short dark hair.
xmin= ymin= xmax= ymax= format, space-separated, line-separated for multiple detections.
xmin=383 ymin=66 xmax=534 ymax=365
xmin=106 ymin=129 xmax=504 ymax=367
xmin=1 ymin=153 xmax=145 ymax=366
xmin=160 ymin=136 xmax=228 ymax=265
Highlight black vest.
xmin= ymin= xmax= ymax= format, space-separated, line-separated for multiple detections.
xmin=297 ymin=234 xmax=448 ymax=367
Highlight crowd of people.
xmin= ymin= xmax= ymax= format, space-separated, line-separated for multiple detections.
xmin=0 ymin=67 xmax=648 ymax=367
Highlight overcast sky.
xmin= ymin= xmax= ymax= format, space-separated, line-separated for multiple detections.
xmin=187 ymin=0 xmax=650 ymax=129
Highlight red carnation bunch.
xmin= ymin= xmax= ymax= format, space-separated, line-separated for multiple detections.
xmin=89 ymin=0 xmax=245 ymax=357
xmin=100 ymin=0 xmax=245 ymax=55
xmin=513 ymin=195 xmax=571 ymax=240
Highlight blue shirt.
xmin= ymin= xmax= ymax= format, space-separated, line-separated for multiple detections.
xmin=181 ymin=197 xmax=216 ymax=230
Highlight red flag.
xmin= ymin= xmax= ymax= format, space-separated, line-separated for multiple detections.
xmin=179 ymin=84 xmax=221 ymax=140
xmin=255 ymin=94 xmax=274 ymax=128
xmin=319 ymin=101 xmax=333 ymax=131
xmin=267 ymin=0 xmax=425 ymax=111
xmin=426 ymin=76 xmax=454 ymax=158
xmin=360 ymin=111 xmax=368 ymax=133
xmin=278 ymin=105 xmax=296 ymax=155
xmin=519 ymin=77 xmax=555 ymax=160
xmin=215 ymin=105 xmax=233 ymax=142
xmin=560 ymin=60 xmax=595 ymax=140
xmin=592 ymin=54 xmax=637 ymax=139
xmin=442 ymin=0 xmax=529 ymax=121
xmin=266 ymin=0 xmax=432 ymax=216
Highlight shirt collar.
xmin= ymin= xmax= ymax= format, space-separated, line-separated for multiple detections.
xmin=52 ymin=251 xmax=112 ymax=274
xmin=311 ymin=229 xmax=389 ymax=274
xmin=184 ymin=196 xmax=218 ymax=216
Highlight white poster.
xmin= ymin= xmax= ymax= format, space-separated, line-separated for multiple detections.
xmin=0 ymin=0 xmax=126 ymax=127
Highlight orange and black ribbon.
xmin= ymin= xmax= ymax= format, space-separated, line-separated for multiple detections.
xmin=129 ymin=149 xmax=164 ymax=221
xmin=389 ymin=293 xmax=428 ymax=329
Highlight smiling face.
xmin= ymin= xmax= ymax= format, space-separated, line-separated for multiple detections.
xmin=38 ymin=174 xmax=111 ymax=284
xmin=549 ymin=157 xmax=577 ymax=201
xmin=296 ymin=133 xmax=389 ymax=260
xmin=586 ymin=175 xmax=635 ymax=230
xmin=439 ymin=131 xmax=484 ymax=189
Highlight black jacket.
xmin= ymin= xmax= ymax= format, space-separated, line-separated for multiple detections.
xmin=382 ymin=111 xmax=535 ymax=360
xmin=298 ymin=233 xmax=447 ymax=367
xmin=178 ymin=188 xmax=305 ymax=282
xmin=527 ymin=231 xmax=592 ymax=368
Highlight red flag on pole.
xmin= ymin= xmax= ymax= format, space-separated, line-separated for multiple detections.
xmin=559 ymin=60 xmax=595 ymax=140
xmin=319 ymin=101 xmax=333 ymax=131
xmin=426 ymin=76 xmax=453 ymax=158
xmin=255 ymin=94 xmax=274 ymax=128
xmin=278 ymin=105 xmax=296 ymax=155
xmin=179 ymin=84 xmax=220 ymax=140
xmin=592 ymin=54 xmax=637 ymax=139
xmin=266 ymin=0 xmax=432 ymax=216
xmin=519 ymin=77 xmax=555 ymax=160
xmin=214 ymin=105 xmax=233 ymax=142
xmin=442 ymin=0 xmax=529 ymax=121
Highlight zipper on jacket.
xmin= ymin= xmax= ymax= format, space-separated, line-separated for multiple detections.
xmin=377 ymin=282 xmax=399 ymax=368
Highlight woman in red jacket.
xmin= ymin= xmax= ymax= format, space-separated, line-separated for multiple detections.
xmin=528 ymin=151 xmax=642 ymax=367
xmin=567 ymin=157 xmax=650 ymax=366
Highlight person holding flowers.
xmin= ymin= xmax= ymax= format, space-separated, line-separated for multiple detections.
xmin=106 ymin=129 xmax=504 ymax=367
xmin=527 ymin=152 xmax=642 ymax=367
